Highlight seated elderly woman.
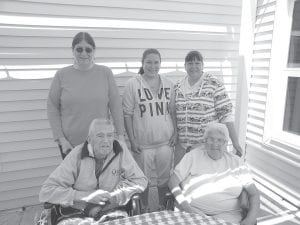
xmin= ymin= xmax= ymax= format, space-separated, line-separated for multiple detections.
xmin=39 ymin=118 xmax=148 ymax=224
xmin=168 ymin=123 xmax=260 ymax=225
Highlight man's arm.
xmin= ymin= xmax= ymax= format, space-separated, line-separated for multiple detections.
xmin=110 ymin=143 xmax=148 ymax=205
xmin=39 ymin=147 xmax=81 ymax=206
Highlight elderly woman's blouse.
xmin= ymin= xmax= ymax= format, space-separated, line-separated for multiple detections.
xmin=173 ymin=148 xmax=253 ymax=223
xmin=174 ymin=73 xmax=233 ymax=148
xmin=47 ymin=65 xmax=124 ymax=147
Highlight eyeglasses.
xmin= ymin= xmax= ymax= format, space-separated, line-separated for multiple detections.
xmin=75 ymin=47 xmax=93 ymax=54
xmin=206 ymin=137 xmax=226 ymax=145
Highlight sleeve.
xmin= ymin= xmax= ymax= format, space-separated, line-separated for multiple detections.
xmin=39 ymin=147 xmax=80 ymax=206
xmin=47 ymin=71 xmax=64 ymax=140
xmin=173 ymin=152 xmax=193 ymax=183
xmin=107 ymin=68 xmax=125 ymax=136
xmin=111 ymin=141 xmax=148 ymax=205
xmin=213 ymin=78 xmax=234 ymax=123
xmin=122 ymin=79 xmax=135 ymax=116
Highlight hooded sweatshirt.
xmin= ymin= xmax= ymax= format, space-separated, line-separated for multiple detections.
xmin=122 ymin=75 xmax=174 ymax=149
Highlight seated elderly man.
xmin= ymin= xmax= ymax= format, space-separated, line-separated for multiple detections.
xmin=39 ymin=118 xmax=148 ymax=223
xmin=168 ymin=123 xmax=260 ymax=225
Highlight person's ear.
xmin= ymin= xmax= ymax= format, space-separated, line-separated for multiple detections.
xmin=87 ymin=135 xmax=91 ymax=143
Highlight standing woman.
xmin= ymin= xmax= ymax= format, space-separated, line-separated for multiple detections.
xmin=123 ymin=49 xmax=174 ymax=211
xmin=47 ymin=32 xmax=124 ymax=158
xmin=170 ymin=50 xmax=243 ymax=166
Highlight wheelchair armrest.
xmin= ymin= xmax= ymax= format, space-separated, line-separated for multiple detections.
xmin=164 ymin=192 xmax=175 ymax=211
xmin=126 ymin=193 xmax=142 ymax=216
xmin=44 ymin=202 xmax=55 ymax=209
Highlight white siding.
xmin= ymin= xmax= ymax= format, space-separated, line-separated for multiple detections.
xmin=0 ymin=0 xmax=242 ymax=210
xmin=245 ymin=0 xmax=300 ymax=207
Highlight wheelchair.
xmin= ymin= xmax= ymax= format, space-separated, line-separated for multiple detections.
xmin=36 ymin=193 xmax=142 ymax=225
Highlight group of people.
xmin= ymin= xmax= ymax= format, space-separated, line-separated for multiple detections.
xmin=40 ymin=32 xmax=260 ymax=225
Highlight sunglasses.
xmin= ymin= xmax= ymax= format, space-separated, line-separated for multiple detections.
xmin=75 ymin=47 xmax=93 ymax=54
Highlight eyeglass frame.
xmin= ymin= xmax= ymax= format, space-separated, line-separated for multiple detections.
xmin=74 ymin=47 xmax=94 ymax=54
xmin=205 ymin=137 xmax=227 ymax=145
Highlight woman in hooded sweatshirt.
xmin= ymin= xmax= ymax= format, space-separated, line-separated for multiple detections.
xmin=122 ymin=48 xmax=175 ymax=212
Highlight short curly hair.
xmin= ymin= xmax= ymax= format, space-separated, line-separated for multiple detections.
xmin=203 ymin=123 xmax=229 ymax=142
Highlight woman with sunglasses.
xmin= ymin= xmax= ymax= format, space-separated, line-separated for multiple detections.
xmin=47 ymin=32 xmax=124 ymax=159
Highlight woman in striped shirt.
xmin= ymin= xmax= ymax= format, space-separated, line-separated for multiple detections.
xmin=169 ymin=50 xmax=243 ymax=165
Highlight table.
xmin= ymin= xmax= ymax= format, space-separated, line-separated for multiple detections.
xmin=99 ymin=211 xmax=237 ymax=225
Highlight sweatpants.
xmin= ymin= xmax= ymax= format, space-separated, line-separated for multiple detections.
xmin=133 ymin=144 xmax=173 ymax=207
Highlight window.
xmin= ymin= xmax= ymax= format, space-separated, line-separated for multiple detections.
xmin=283 ymin=1 xmax=300 ymax=136
xmin=283 ymin=77 xmax=300 ymax=135
xmin=263 ymin=0 xmax=300 ymax=148
xmin=287 ymin=1 xmax=300 ymax=67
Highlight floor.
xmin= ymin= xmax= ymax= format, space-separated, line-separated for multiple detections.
xmin=0 ymin=184 xmax=299 ymax=225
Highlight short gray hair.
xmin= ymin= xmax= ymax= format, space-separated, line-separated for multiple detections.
xmin=88 ymin=118 xmax=114 ymax=137
xmin=203 ymin=123 xmax=229 ymax=141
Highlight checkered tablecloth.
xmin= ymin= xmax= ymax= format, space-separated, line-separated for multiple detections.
xmin=99 ymin=211 xmax=237 ymax=225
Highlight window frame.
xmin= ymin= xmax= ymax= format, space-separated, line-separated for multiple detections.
xmin=263 ymin=0 xmax=300 ymax=150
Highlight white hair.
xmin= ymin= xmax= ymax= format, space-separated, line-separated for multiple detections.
xmin=203 ymin=123 xmax=229 ymax=141
xmin=88 ymin=118 xmax=114 ymax=137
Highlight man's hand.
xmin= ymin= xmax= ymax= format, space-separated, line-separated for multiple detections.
xmin=82 ymin=189 xmax=111 ymax=205
xmin=58 ymin=137 xmax=73 ymax=155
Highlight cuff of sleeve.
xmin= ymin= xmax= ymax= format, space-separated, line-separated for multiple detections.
xmin=70 ymin=189 xmax=77 ymax=205
xmin=60 ymin=189 xmax=77 ymax=206
xmin=123 ymin=112 xmax=134 ymax=117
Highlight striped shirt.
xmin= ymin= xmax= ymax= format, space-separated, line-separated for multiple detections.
xmin=174 ymin=73 xmax=233 ymax=148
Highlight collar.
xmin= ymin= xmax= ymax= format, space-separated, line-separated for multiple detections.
xmin=81 ymin=140 xmax=123 ymax=159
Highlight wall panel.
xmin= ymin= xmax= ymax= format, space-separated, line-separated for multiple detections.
xmin=0 ymin=0 xmax=242 ymax=210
